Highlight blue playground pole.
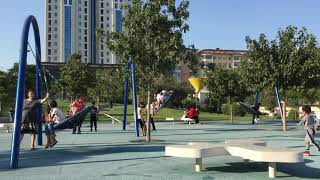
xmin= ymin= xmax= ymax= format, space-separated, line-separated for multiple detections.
xmin=275 ymin=86 xmax=284 ymax=123
xmin=35 ymin=35 xmax=42 ymax=146
xmin=122 ymin=62 xmax=130 ymax=130
xmin=131 ymin=63 xmax=139 ymax=137
xmin=10 ymin=15 xmax=42 ymax=169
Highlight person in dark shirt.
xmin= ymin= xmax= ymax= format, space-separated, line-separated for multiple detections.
xmin=21 ymin=90 xmax=49 ymax=150
xmin=90 ymin=102 xmax=98 ymax=131
xmin=9 ymin=107 xmax=15 ymax=122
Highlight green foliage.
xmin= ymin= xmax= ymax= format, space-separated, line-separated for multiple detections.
xmin=60 ymin=54 xmax=93 ymax=97
xmin=99 ymin=0 xmax=191 ymax=86
xmin=206 ymin=65 xmax=249 ymax=102
xmin=88 ymin=68 xmax=124 ymax=103
xmin=288 ymin=109 xmax=298 ymax=121
xmin=240 ymin=26 xmax=320 ymax=92
xmin=221 ymin=103 xmax=246 ymax=116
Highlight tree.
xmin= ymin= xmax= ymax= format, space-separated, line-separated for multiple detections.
xmin=88 ymin=68 xmax=124 ymax=106
xmin=240 ymin=26 xmax=320 ymax=130
xmin=206 ymin=65 xmax=249 ymax=123
xmin=60 ymin=54 xmax=92 ymax=97
xmin=98 ymin=0 xmax=191 ymax=141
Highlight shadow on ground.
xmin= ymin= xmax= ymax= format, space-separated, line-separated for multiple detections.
xmin=0 ymin=144 xmax=164 ymax=171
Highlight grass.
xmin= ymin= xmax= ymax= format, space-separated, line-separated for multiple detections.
xmin=100 ymin=105 xmax=280 ymax=122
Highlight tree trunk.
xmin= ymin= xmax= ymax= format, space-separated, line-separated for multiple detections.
xmin=96 ymin=96 xmax=100 ymax=109
xmin=282 ymin=94 xmax=287 ymax=131
xmin=229 ymin=96 xmax=234 ymax=124
xmin=146 ymin=83 xmax=151 ymax=142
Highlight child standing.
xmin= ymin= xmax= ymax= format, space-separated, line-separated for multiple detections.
xmin=90 ymin=102 xmax=98 ymax=131
xmin=70 ymin=95 xmax=85 ymax=134
xmin=137 ymin=102 xmax=146 ymax=136
xmin=9 ymin=107 xmax=15 ymax=122
xmin=297 ymin=105 xmax=320 ymax=155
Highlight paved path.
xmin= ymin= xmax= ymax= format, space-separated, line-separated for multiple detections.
xmin=0 ymin=120 xmax=319 ymax=180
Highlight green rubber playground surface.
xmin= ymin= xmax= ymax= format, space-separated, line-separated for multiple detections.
xmin=0 ymin=120 xmax=319 ymax=180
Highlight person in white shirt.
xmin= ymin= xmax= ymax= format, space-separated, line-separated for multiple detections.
xmin=45 ymin=100 xmax=65 ymax=148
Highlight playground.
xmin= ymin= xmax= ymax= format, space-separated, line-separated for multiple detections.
xmin=0 ymin=121 xmax=320 ymax=180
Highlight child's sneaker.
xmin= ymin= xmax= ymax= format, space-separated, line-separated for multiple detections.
xmin=303 ymin=150 xmax=310 ymax=156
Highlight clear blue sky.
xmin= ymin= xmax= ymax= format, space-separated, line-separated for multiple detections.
xmin=0 ymin=0 xmax=320 ymax=70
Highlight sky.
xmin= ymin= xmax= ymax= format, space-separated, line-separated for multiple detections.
xmin=0 ymin=0 xmax=320 ymax=70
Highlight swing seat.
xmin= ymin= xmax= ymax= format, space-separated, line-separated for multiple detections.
xmin=155 ymin=90 xmax=174 ymax=112
xmin=53 ymin=106 xmax=92 ymax=130
xmin=239 ymin=102 xmax=268 ymax=116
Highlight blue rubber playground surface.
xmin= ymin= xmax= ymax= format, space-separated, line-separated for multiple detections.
xmin=0 ymin=120 xmax=320 ymax=180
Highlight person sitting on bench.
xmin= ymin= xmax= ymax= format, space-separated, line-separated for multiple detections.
xmin=187 ymin=104 xmax=199 ymax=124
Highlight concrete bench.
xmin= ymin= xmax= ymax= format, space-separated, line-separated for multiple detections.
xmin=165 ymin=139 xmax=303 ymax=178
xmin=0 ymin=123 xmax=13 ymax=133
xmin=165 ymin=116 xmax=195 ymax=124
xmin=165 ymin=143 xmax=229 ymax=172
xmin=226 ymin=144 xmax=303 ymax=178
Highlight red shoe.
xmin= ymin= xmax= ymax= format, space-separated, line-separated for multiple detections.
xmin=303 ymin=150 xmax=310 ymax=156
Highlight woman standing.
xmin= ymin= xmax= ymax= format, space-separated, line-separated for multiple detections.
xmin=20 ymin=90 xmax=49 ymax=150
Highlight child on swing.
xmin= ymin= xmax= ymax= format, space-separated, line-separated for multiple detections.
xmin=45 ymin=100 xmax=65 ymax=148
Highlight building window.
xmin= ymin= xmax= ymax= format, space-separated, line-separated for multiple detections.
xmin=84 ymin=36 xmax=87 ymax=42
xmin=101 ymin=52 xmax=104 ymax=57
xmin=84 ymin=1 xmax=87 ymax=6
xmin=84 ymin=8 xmax=87 ymax=13
xmin=48 ymin=49 xmax=52 ymax=55
xmin=54 ymin=57 xmax=58 ymax=61
xmin=84 ymin=44 xmax=87 ymax=49
xmin=100 ymin=23 xmax=104 ymax=28
xmin=101 ymin=3 xmax=104 ymax=8
xmin=48 ymin=13 xmax=52 ymax=18
xmin=48 ymin=34 xmax=52 ymax=40
xmin=84 ymin=29 xmax=87 ymax=35
xmin=48 ymin=27 xmax=52 ymax=33
xmin=48 ymin=42 xmax=51 ymax=47
xmin=84 ymin=51 xmax=87 ymax=56
xmin=101 ymin=9 xmax=104 ymax=14
xmin=48 ymin=5 xmax=51 ymax=11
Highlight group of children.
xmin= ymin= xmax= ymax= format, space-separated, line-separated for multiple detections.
xmin=20 ymin=90 xmax=98 ymax=150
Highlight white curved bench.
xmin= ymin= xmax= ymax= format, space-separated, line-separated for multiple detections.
xmin=0 ymin=123 xmax=13 ymax=133
xmin=226 ymin=145 xmax=303 ymax=178
xmin=165 ymin=143 xmax=228 ymax=172
xmin=165 ymin=139 xmax=303 ymax=178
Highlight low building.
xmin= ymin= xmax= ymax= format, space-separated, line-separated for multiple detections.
xmin=199 ymin=48 xmax=247 ymax=68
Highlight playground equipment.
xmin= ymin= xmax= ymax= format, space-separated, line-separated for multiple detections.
xmin=105 ymin=113 xmax=123 ymax=124
xmin=10 ymin=15 xmax=92 ymax=169
xmin=10 ymin=15 xmax=43 ymax=169
xmin=239 ymin=87 xmax=285 ymax=126
xmin=122 ymin=62 xmax=139 ymax=136
xmin=188 ymin=77 xmax=208 ymax=106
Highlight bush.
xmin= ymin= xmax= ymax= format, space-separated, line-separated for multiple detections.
xmin=287 ymin=109 xmax=298 ymax=121
xmin=221 ymin=103 xmax=246 ymax=117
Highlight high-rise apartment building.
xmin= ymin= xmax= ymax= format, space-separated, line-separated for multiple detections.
xmin=45 ymin=0 xmax=131 ymax=64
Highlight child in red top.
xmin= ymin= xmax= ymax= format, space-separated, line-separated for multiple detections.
xmin=70 ymin=95 xmax=85 ymax=115
xmin=187 ymin=105 xmax=199 ymax=124
xmin=70 ymin=95 xmax=85 ymax=134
